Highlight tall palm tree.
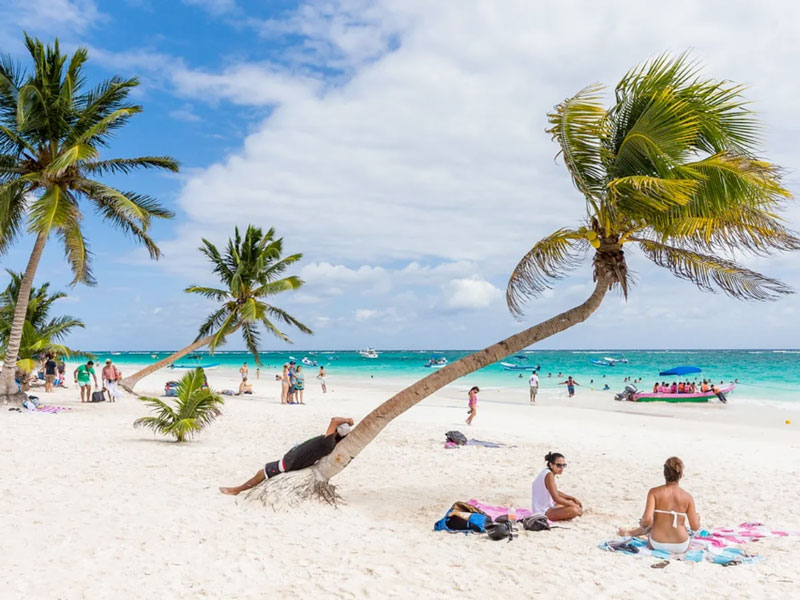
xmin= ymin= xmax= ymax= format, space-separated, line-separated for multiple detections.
xmin=0 ymin=35 xmax=178 ymax=405
xmin=246 ymin=54 xmax=800 ymax=505
xmin=0 ymin=271 xmax=88 ymax=376
xmin=120 ymin=225 xmax=312 ymax=391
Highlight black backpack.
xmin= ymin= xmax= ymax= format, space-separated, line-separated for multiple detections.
xmin=445 ymin=430 xmax=467 ymax=445
xmin=486 ymin=521 xmax=516 ymax=542
xmin=91 ymin=390 xmax=106 ymax=403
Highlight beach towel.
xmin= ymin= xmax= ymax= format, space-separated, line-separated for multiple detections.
xmin=36 ymin=405 xmax=72 ymax=414
xmin=466 ymin=439 xmax=504 ymax=448
xmin=599 ymin=523 xmax=798 ymax=566
xmin=468 ymin=499 xmax=534 ymax=522
xmin=105 ymin=379 xmax=121 ymax=401
xmin=434 ymin=501 xmax=491 ymax=534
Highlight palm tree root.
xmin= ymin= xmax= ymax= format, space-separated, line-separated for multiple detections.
xmin=243 ymin=468 xmax=341 ymax=509
xmin=0 ymin=390 xmax=28 ymax=407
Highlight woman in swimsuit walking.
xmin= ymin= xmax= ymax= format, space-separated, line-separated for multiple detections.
xmin=466 ymin=386 xmax=479 ymax=425
xmin=618 ymin=456 xmax=700 ymax=554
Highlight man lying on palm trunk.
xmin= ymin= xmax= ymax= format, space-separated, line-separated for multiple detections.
xmin=219 ymin=417 xmax=354 ymax=495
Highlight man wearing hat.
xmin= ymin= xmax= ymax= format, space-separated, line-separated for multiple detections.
xmin=219 ymin=417 xmax=355 ymax=495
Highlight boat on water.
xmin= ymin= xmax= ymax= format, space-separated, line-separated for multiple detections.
xmin=359 ymin=348 xmax=379 ymax=359
xmin=500 ymin=355 xmax=538 ymax=371
xmin=633 ymin=383 xmax=735 ymax=403
xmin=591 ymin=354 xmax=628 ymax=367
xmin=424 ymin=354 xmax=448 ymax=368
xmin=618 ymin=365 xmax=734 ymax=403
xmin=301 ymin=357 xmax=317 ymax=366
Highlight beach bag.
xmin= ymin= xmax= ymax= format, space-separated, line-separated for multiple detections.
xmin=91 ymin=390 xmax=106 ymax=403
xmin=486 ymin=521 xmax=516 ymax=542
xmin=434 ymin=501 xmax=491 ymax=533
xmin=522 ymin=515 xmax=551 ymax=531
xmin=445 ymin=430 xmax=467 ymax=446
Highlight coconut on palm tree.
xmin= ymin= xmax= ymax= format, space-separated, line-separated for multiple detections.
xmin=134 ymin=368 xmax=224 ymax=442
xmin=246 ymin=54 xmax=800 ymax=506
xmin=0 ymin=271 xmax=88 ymax=384
xmin=0 ymin=35 xmax=178 ymax=405
xmin=120 ymin=225 xmax=312 ymax=392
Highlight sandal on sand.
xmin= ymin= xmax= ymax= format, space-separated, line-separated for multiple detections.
xmin=651 ymin=560 xmax=670 ymax=569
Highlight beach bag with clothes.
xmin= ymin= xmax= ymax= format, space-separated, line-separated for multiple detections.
xmin=445 ymin=431 xmax=468 ymax=446
xmin=434 ymin=501 xmax=491 ymax=533
xmin=522 ymin=515 xmax=551 ymax=531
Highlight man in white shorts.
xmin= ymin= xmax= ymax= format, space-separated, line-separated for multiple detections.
xmin=529 ymin=371 xmax=539 ymax=404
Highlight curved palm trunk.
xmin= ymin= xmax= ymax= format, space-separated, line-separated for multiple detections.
xmin=119 ymin=335 xmax=214 ymax=393
xmin=245 ymin=279 xmax=609 ymax=508
xmin=0 ymin=233 xmax=48 ymax=405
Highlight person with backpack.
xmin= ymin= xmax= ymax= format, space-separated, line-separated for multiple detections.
xmin=219 ymin=416 xmax=355 ymax=495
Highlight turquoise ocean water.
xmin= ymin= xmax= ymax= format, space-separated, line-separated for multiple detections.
xmin=95 ymin=349 xmax=800 ymax=405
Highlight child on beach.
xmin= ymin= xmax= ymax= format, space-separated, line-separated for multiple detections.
xmin=466 ymin=386 xmax=479 ymax=425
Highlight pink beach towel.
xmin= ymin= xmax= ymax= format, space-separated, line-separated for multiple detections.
xmin=468 ymin=499 xmax=534 ymax=521
xmin=36 ymin=405 xmax=72 ymax=414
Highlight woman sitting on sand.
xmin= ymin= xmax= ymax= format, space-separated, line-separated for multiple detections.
xmin=531 ymin=452 xmax=583 ymax=521
xmin=618 ymin=457 xmax=700 ymax=554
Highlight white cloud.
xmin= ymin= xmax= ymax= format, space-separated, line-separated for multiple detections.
xmin=171 ymin=64 xmax=320 ymax=106
xmin=354 ymin=308 xmax=379 ymax=322
xmin=440 ymin=277 xmax=503 ymax=311
xmin=134 ymin=0 xmax=800 ymax=348
xmin=169 ymin=103 xmax=202 ymax=123
xmin=0 ymin=0 xmax=103 ymax=35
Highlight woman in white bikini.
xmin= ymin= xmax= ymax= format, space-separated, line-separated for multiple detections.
xmin=618 ymin=456 xmax=701 ymax=554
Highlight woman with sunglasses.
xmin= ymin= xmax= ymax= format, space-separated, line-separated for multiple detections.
xmin=617 ymin=457 xmax=700 ymax=554
xmin=531 ymin=451 xmax=583 ymax=521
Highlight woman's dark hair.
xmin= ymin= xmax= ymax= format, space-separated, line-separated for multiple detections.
xmin=545 ymin=451 xmax=564 ymax=467
xmin=469 ymin=386 xmax=480 ymax=393
xmin=664 ymin=456 xmax=684 ymax=482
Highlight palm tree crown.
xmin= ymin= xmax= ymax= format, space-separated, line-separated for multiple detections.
xmin=0 ymin=34 xmax=178 ymax=283
xmin=507 ymin=54 xmax=799 ymax=316
xmin=134 ymin=368 xmax=224 ymax=443
xmin=186 ymin=225 xmax=312 ymax=362
xmin=0 ymin=271 xmax=87 ymax=372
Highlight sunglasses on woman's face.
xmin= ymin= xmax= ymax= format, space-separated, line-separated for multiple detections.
xmin=555 ymin=463 xmax=567 ymax=468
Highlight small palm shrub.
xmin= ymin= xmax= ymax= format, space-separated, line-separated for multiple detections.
xmin=134 ymin=369 xmax=223 ymax=442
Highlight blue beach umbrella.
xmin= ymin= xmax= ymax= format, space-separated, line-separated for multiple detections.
xmin=658 ymin=365 xmax=702 ymax=377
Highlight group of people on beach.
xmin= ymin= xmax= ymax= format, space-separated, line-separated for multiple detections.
xmin=278 ymin=361 xmax=326 ymax=404
xmin=219 ymin=412 xmax=699 ymax=556
xmin=72 ymin=358 xmax=123 ymax=403
xmin=534 ymin=451 xmax=699 ymax=553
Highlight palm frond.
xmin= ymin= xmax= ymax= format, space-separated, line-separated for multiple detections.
xmin=0 ymin=180 xmax=28 ymax=254
xmin=506 ymin=228 xmax=589 ymax=317
xmin=184 ymin=285 xmax=229 ymax=301
xmin=265 ymin=306 xmax=312 ymax=335
xmin=546 ymin=84 xmax=607 ymax=207
xmin=636 ymin=237 xmax=791 ymax=300
xmin=82 ymin=156 xmax=179 ymax=175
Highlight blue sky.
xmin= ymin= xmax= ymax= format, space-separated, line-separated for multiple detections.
xmin=2 ymin=0 xmax=800 ymax=351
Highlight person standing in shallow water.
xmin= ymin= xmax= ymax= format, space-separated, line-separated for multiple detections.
xmin=466 ymin=386 xmax=479 ymax=425
xmin=317 ymin=366 xmax=327 ymax=394
xmin=529 ymin=371 xmax=539 ymax=404
xmin=559 ymin=376 xmax=579 ymax=397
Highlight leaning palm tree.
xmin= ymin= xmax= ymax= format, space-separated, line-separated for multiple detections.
xmin=120 ymin=225 xmax=312 ymax=391
xmin=134 ymin=368 xmax=224 ymax=442
xmin=0 ymin=35 xmax=178 ymax=405
xmin=246 ymin=54 xmax=800 ymax=507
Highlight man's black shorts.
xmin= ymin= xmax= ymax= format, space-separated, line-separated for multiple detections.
xmin=264 ymin=460 xmax=283 ymax=478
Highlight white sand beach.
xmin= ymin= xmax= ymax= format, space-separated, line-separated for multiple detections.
xmin=2 ymin=366 xmax=799 ymax=600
